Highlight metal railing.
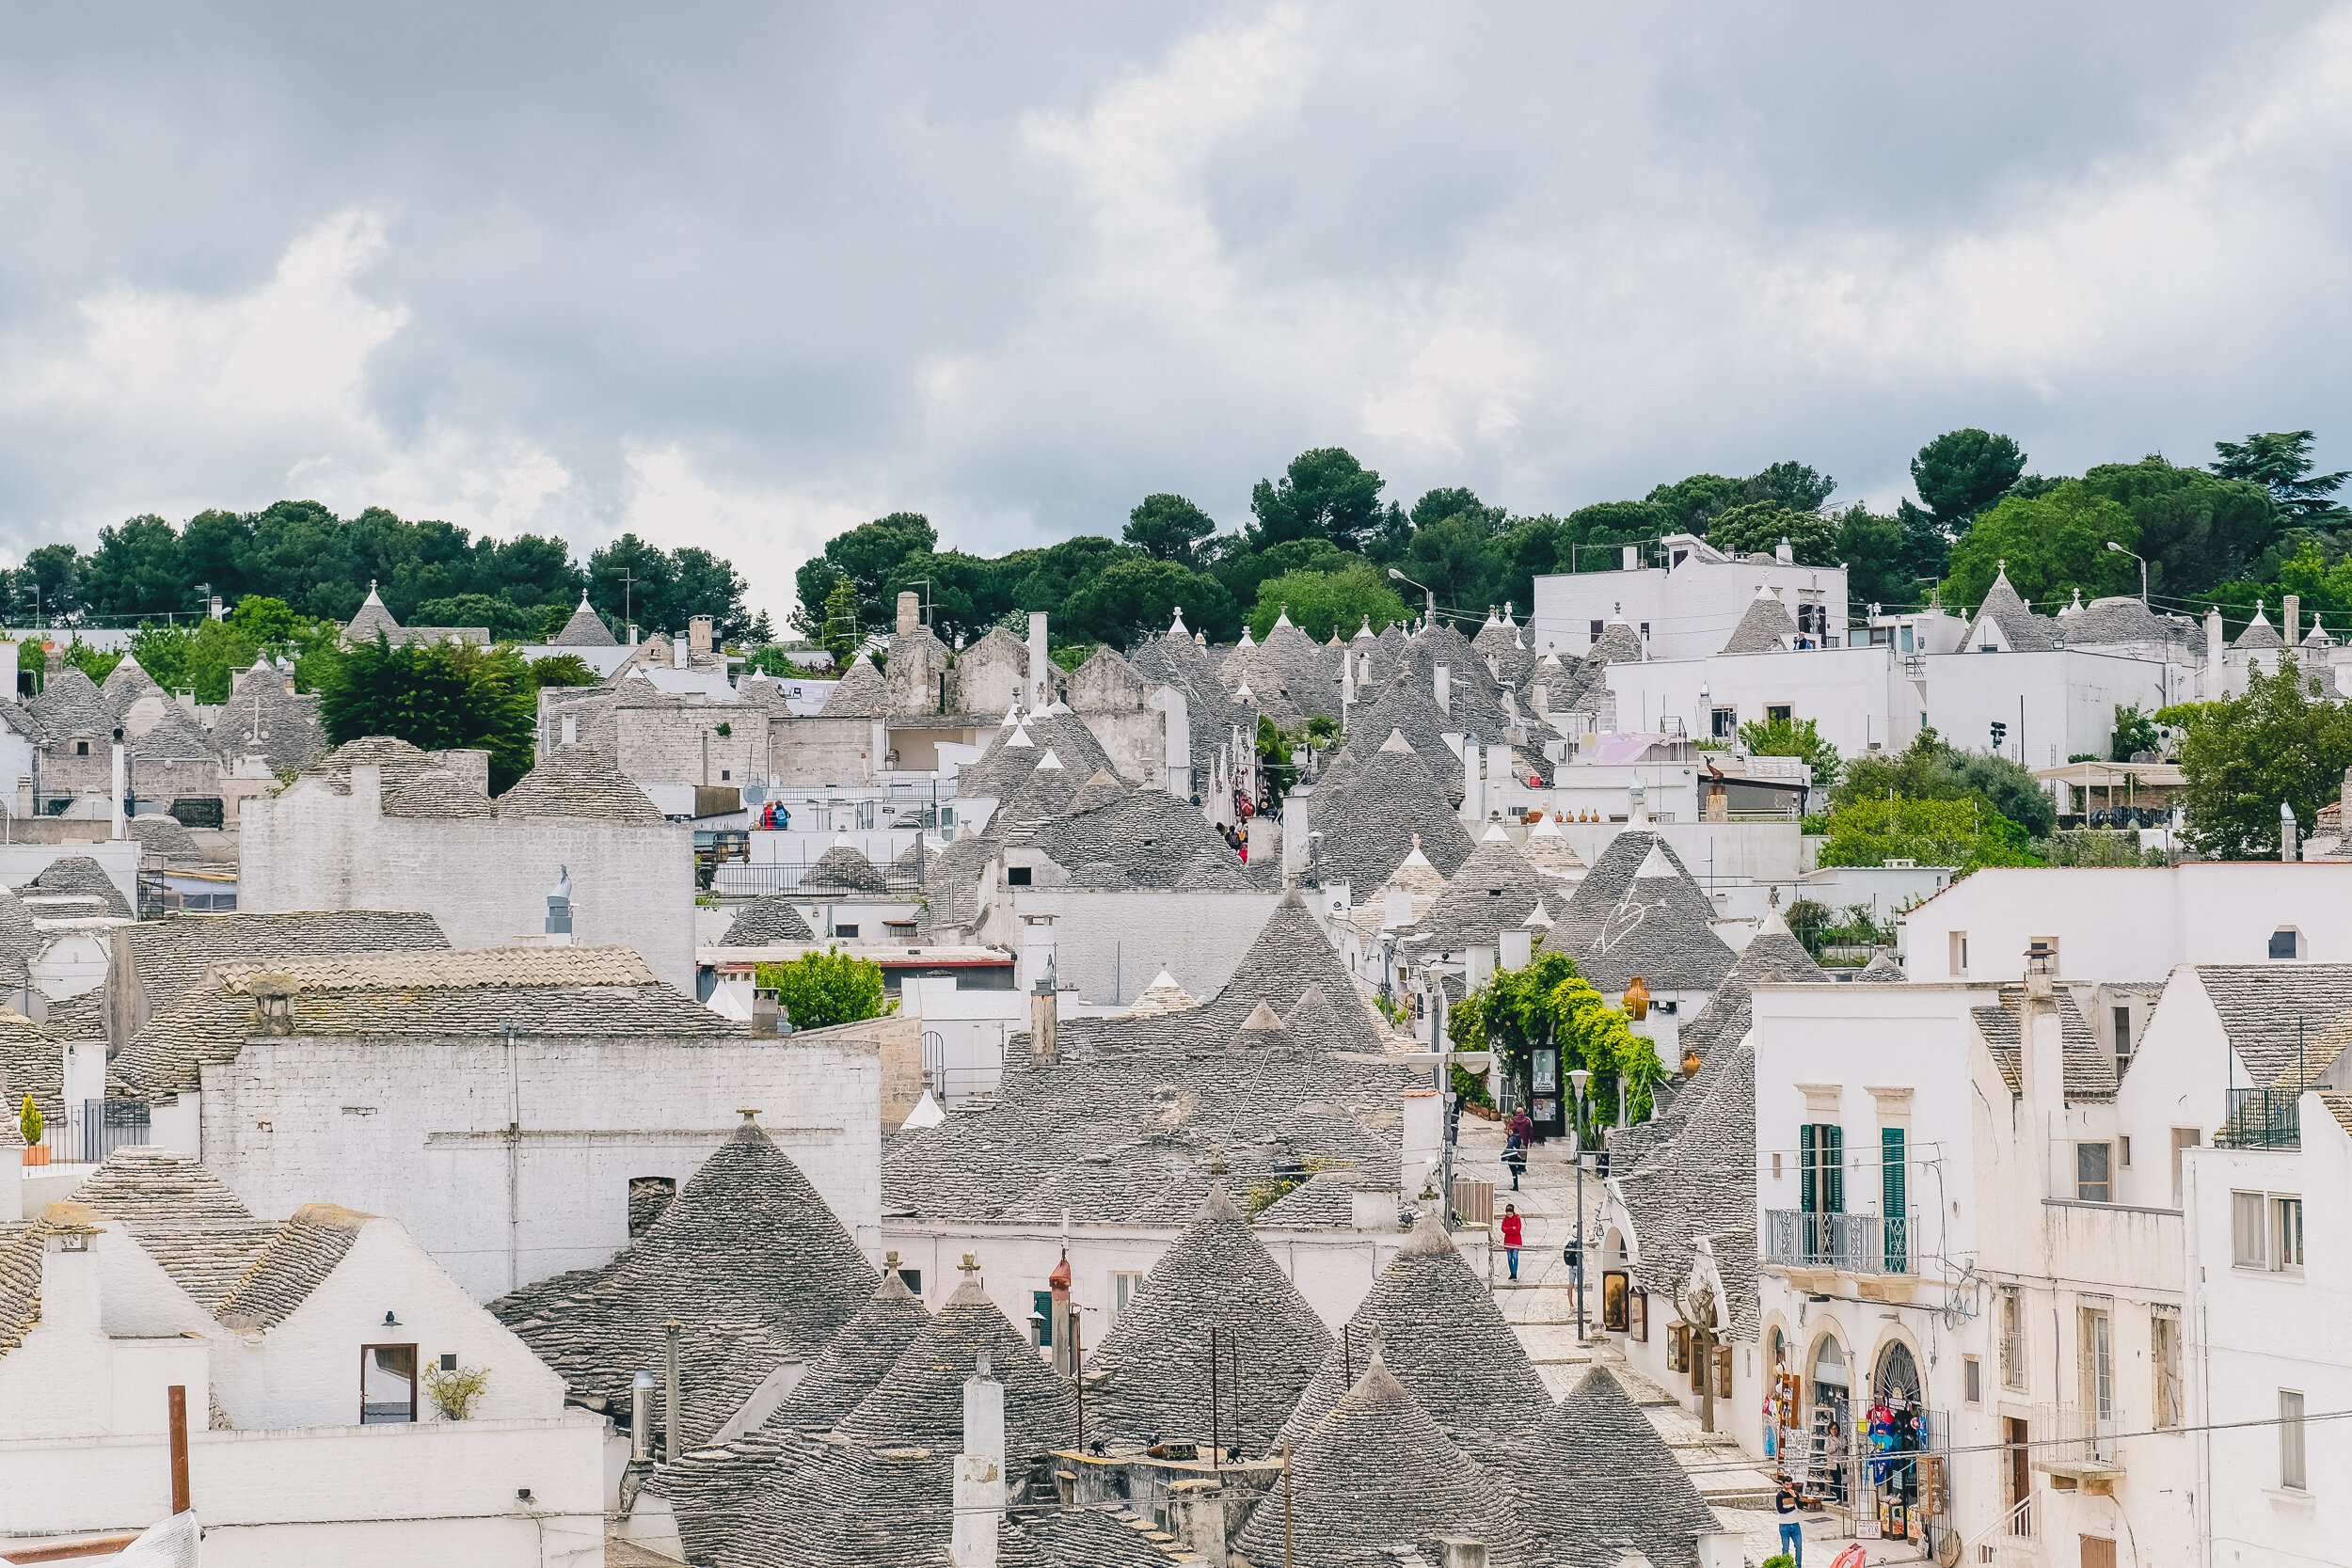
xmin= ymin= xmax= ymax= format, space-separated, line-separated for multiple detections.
xmin=24 ymin=1099 xmax=151 ymax=1166
xmin=2031 ymin=1402 xmax=2121 ymax=1471
xmin=2220 ymin=1087 xmax=2300 ymax=1149
xmin=708 ymin=863 xmax=931 ymax=899
xmin=1765 ymin=1210 xmax=1911 ymax=1275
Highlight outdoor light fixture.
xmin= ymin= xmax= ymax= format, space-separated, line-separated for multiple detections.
xmin=383 ymin=1310 xmax=401 ymax=1328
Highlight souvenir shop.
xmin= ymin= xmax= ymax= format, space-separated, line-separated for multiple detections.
xmin=1765 ymin=1331 xmax=1945 ymax=1551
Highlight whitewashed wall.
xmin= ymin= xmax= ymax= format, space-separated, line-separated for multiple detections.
xmin=199 ymin=1033 xmax=882 ymax=1300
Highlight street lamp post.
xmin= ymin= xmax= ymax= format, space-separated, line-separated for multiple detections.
xmin=1387 ymin=567 xmax=1438 ymax=630
xmin=1567 ymin=1067 xmax=1590 ymax=1343
xmin=2105 ymin=541 xmax=2149 ymax=607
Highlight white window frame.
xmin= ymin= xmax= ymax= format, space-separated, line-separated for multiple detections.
xmin=2232 ymin=1190 xmax=2267 ymax=1269
xmin=2272 ymin=1196 xmax=2305 ymax=1273
xmin=1949 ymin=931 xmax=1969 ymax=978
xmin=1111 ymin=1271 xmax=1146 ymax=1323
xmin=2280 ymin=1389 xmax=2307 ymax=1491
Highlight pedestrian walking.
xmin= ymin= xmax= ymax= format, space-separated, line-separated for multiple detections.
xmin=1502 ymin=1127 xmax=1527 ymax=1191
xmin=1774 ymin=1472 xmax=1805 ymax=1565
xmin=1501 ymin=1204 xmax=1523 ymax=1280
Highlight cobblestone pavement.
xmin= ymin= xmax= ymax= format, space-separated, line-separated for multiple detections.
xmin=1451 ymin=1118 xmax=1931 ymax=1564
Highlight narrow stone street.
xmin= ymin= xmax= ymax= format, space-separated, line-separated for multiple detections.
xmin=1453 ymin=1115 xmax=1928 ymax=1566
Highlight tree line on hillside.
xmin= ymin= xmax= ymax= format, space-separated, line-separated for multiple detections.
xmin=795 ymin=428 xmax=2351 ymax=658
xmin=5 ymin=500 xmax=760 ymax=642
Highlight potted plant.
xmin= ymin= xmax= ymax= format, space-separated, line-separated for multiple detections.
xmin=20 ymin=1096 xmax=46 ymax=1165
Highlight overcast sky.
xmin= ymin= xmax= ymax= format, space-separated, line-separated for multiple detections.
xmin=4 ymin=2 xmax=2349 ymax=620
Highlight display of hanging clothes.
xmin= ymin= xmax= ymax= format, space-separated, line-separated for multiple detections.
xmin=1866 ymin=1400 xmax=1898 ymax=1485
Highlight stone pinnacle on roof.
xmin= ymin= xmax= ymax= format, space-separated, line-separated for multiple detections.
xmin=2233 ymin=605 xmax=2283 ymax=649
xmin=1354 ymin=615 xmax=1375 ymax=639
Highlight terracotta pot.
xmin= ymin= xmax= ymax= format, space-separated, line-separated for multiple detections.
xmin=1462 ymin=1102 xmax=1502 ymax=1122
xmin=22 ymin=1147 xmax=49 ymax=1166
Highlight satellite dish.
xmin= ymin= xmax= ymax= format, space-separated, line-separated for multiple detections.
xmin=742 ymin=783 xmax=767 ymax=807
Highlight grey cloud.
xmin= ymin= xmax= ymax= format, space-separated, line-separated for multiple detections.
xmin=0 ymin=0 xmax=2344 ymax=621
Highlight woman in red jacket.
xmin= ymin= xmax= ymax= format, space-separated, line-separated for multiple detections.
xmin=1502 ymin=1204 xmax=1523 ymax=1280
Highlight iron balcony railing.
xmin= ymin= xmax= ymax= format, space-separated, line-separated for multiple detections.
xmin=1764 ymin=1209 xmax=1911 ymax=1275
xmin=2220 ymin=1087 xmax=2300 ymax=1149
xmin=24 ymin=1099 xmax=151 ymax=1167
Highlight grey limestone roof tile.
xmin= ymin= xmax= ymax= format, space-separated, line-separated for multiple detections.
xmin=1552 ymin=832 xmax=1735 ymax=992
xmin=1721 ymin=587 xmax=1799 ymax=655
xmin=2187 ymin=964 xmax=2352 ymax=1089
xmin=1237 ymin=1353 xmax=1534 ymax=1568
xmin=1395 ymin=829 xmax=1547 ymax=956
xmin=129 ymin=814 xmax=203 ymax=861
xmin=2231 ymin=608 xmax=2283 ymax=649
xmin=1519 ymin=1369 xmax=1719 ymax=1568
xmin=1083 ymin=1184 xmax=1335 ymax=1453
xmin=2068 ymin=595 xmax=2189 ymax=648
xmin=1279 ymin=1212 xmax=1552 ymax=1452
xmin=1305 ymin=731 xmax=1477 ymax=895
xmin=1611 ymin=1040 xmax=1759 ymax=1341
xmin=380 ymin=768 xmax=499 ymax=820
xmin=501 ymin=741 xmax=667 ymax=823
xmin=550 ymin=594 xmax=619 ymax=647
xmin=821 ymin=656 xmax=890 ymax=716
xmin=804 ymin=843 xmax=887 ymax=894
xmin=343 ymin=589 xmax=402 ymax=642
xmin=1854 ymin=951 xmax=1905 ymax=981
xmin=1252 ymin=1167 xmax=1370 ymax=1229
xmin=1038 ymin=785 xmax=1249 ymax=893
xmin=722 ymin=895 xmax=818 ymax=944
xmin=18 ymin=855 xmax=132 ymax=918
xmin=492 ymin=1117 xmax=879 ymax=1449
xmin=1970 ymin=568 xmax=2056 ymax=652
xmin=215 ymin=1202 xmax=370 ymax=1331
xmin=119 ymin=910 xmax=450 ymax=1032
xmin=1970 ymin=990 xmax=2115 ymax=1101
xmin=113 ymin=945 xmax=728 ymax=1100
xmin=1236 ymin=617 xmax=1343 ymax=721
xmin=311 ymin=734 xmax=437 ymax=790
xmin=27 ymin=666 xmax=116 ymax=744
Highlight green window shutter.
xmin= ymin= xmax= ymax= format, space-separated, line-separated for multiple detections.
xmin=1822 ymin=1125 xmax=1844 ymax=1213
xmin=1800 ymin=1124 xmax=1819 ymax=1213
xmin=1883 ymin=1127 xmax=1908 ymax=1273
xmin=1032 ymin=1290 xmax=1053 ymax=1347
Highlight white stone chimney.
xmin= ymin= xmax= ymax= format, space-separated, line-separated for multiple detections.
xmin=672 ymin=636 xmax=688 ymax=670
xmin=897 ymin=592 xmax=921 ymax=637
xmin=39 ymin=1213 xmax=103 ymax=1339
xmin=950 ymin=1351 xmax=1006 ymax=1568
xmin=2022 ymin=943 xmax=2065 ymax=1198
xmin=1400 ymin=1089 xmax=1442 ymax=1195
xmin=1459 ymin=736 xmax=1482 ymax=824
xmin=2285 ymin=594 xmax=2301 ymax=650
xmin=2203 ymin=606 xmax=2225 ymax=698
xmin=1484 ymin=742 xmax=1513 ymax=815
xmin=690 ymin=616 xmax=714 ymax=656
xmin=1467 ymin=943 xmax=1497 ymax=990
xmin=1026 ymin=613 xmax=1050 ymax=711
xmin=1350 ymin=1185 xmax=1400 ymax=1231
xmin=1500 ymin=927 xmax=1533 ymax=971
xmin=1384 ymin=885 xmax=1415 ymax=929
xmin=1434 ymin=665 xmax=1451 ymax=714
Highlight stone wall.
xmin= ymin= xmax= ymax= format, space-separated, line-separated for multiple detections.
xmin=1005 ymin=889 xmax=1284 ymax=1006
xmin=238 ymin=770 xmax=696 ymax=990
xmin=768 ymin=715 xmax=876 ymax=785
xmin=199 ymin=1031 xmax=884 ymax=1301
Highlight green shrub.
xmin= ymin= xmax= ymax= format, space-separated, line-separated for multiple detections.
xmin=755 ymin=946 xmax=890 ymax=1032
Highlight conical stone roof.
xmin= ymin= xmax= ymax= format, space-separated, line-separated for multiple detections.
xmin=1721 ymin=584 xmax=1798 ymax=655
xmin=491 ymin=1117 xmax=878 ymax=1450
xmin=1553 ymin=832 xmax=1735 ymax=992
xmin=820 ymin=655 xmax=889 ymax=715
xmin=1397 ymin=827 xmax=1547 ymax=953
xmin=1307 ymin=730 xmax=1476 ymax=895
xmin=721 ymin=895 xmax=817 ymax=945
xmin=1855 ymin=950 xmax=1906 ymax=981
xmin=1202 ymin=886 xmax=1385 ymax=1048
xmin=834 ymin=1262 xmax=1077 ymax=1464
xmin=1519 ymin=816 xmax=1586 ymax=880
xmin=1280 ymin=1210 xmax=1551 ymax=1450
xmin=548 ymin=593 xmax=618 ymax=647
xmin=1237 ymin=1353 xmax=1533 ymax=1568
xmin=1518 ymin=1369 xmax=1719 ymax=1568
xmin=1085 ymin=1185 xmax=1335 ymax=1454
xmin=803 ymin=843 xmax=886 ymax=894
xmin=1731 ymin=908 xmax=1825 ymax=983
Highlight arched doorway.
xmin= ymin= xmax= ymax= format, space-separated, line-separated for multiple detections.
xmin=1867 ymin=1338 xmax=1931 ymax=1548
